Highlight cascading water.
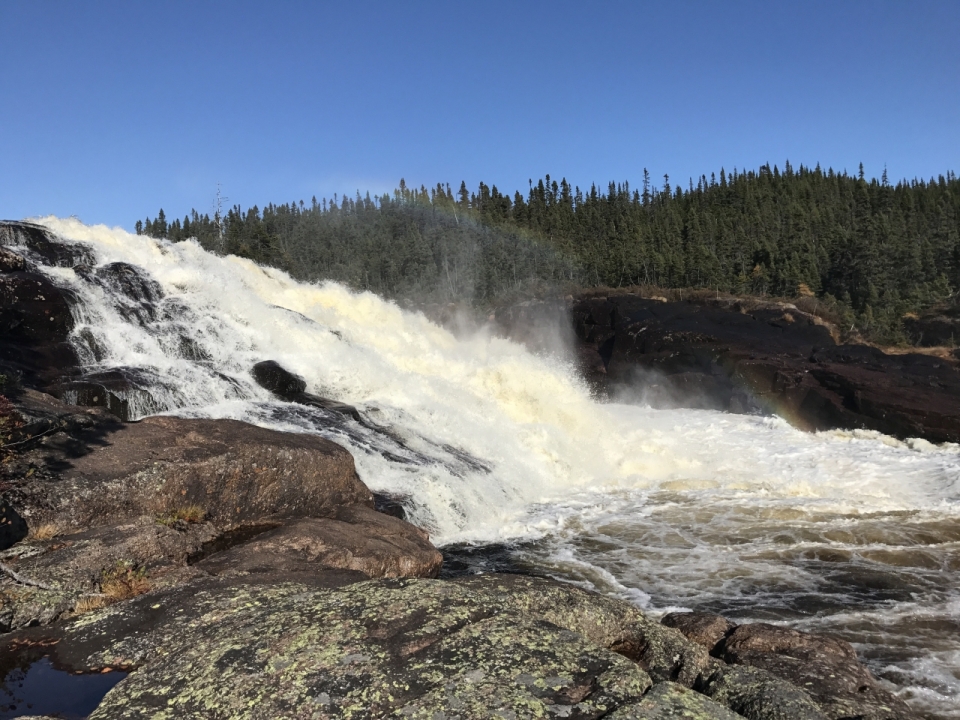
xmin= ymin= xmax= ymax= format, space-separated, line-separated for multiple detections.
xmin=11 ymin=217 xmax=960 ymax=718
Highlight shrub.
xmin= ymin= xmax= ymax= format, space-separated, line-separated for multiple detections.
xmin=100 ymin=561 xmax=150 ymax=600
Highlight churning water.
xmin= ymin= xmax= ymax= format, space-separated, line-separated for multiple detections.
xmin=15 ymin=218 xmax=960 ymax=718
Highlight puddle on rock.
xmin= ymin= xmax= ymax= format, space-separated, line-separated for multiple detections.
xmin=0 ymin=657 xmax=126 ymax=719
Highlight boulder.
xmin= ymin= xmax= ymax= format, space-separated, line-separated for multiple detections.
xmin=662 ymin=611 xmax=735 ymax=656
xmin=701 ymin=664 xmax=827 ymax=720
xmin=720 ymin=623 xmax=916 ymax=720
xmin=664 ymin=615 xmax=919 ymax=720
xmin=607 ymin=681 xmax=745 ymax=719
xmin=194 ymin=505 xmax=442 ymax=579
xmin=251 ymin=359 xmax=306 ymax=398
xmin=3 ymin=413 xmax=373 ymax=538
xmin=252 ymin=359 xmax=363 ymax=421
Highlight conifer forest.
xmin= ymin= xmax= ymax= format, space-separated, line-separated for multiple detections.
xmin=138 ymin=162 xmax=960 ymax=343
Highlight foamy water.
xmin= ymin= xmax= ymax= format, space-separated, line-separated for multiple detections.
xmin=16 ymin=217 xmax=960 ymax=718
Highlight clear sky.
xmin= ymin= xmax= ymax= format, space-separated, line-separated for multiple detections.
xmin=2 ymin=0 xmax=958 ymax=230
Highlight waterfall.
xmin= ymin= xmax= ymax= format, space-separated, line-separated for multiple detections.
xmin=8 ymin=216 xmax=960 ymax=716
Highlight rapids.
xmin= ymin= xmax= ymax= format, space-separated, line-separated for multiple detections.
xmin=14 ymin=217 xmax=960 ymax=718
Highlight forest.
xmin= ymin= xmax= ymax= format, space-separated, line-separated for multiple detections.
xmin=137 ymin=162 xmax=960 ymax=343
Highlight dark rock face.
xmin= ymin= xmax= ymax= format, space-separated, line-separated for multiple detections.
xmin=0 ymin=221 xmax=95 ymax=269
xmin=252 ymin=359 xmax=364 ymax=421
xmin=3 ymin=412 xmax=372 ymax=538
xmin=88 ymin=262 xmax=164 ymax=327
xmin=251 ymin=359 xmax=306 ymax=398
xmin=568 ymin=294 xmax=960 ymax=443
xmin=0 ymin=246 xmax=26 ymax=273
xmin=663 ymin=613 xmax=916 ymax=720
xmin=0 ymin=224 xmax=89 ymax=390
xmin=0 ymin=268 xmax=80 ymax=388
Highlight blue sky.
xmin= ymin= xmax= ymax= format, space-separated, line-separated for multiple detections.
xmin=2 ymin=0 xmax=958 ymax=229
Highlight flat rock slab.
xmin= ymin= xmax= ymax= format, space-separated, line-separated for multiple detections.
xmin=195 ymin=505 xmax=442 ymax=579
xmin=5 ymin=415 xmax=373 ymax=535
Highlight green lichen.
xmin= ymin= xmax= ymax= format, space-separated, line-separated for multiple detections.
xmin=609 ymin=682 xmax=746 ymax=719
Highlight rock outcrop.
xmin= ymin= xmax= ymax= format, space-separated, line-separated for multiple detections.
xmin=663 ymin=612 xmax=915 ymax=720
xmin=0 ymin=574 xmax=909 ymax=720
xmin=0 ymin=222 xmax=90 ymax=390
xmin=3 ymin=412 xmax=371 ymax=537
xmin=194 ymin=506 xmax=442 ymax=579
xmin=0 ymin=390 xmax=441 ymax=634
xmin=0 ymin=576 xmax=727 ymax=719
xmin=252 ymin=359 xmax=364 ymax=421
xmin=500 ymin=294 xmax=960 ymax=443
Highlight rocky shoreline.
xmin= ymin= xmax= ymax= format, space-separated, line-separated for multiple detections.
xmin=0 ymin=220 xmax=951 ymax=718
xmin=0 ymin=394 xmax=918 ymax=719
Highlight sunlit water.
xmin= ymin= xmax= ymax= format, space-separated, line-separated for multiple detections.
xmin=13 ymin=218 xmax=960 ymax=718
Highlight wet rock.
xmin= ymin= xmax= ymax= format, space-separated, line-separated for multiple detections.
xmin=0 ymin=244 xmax=81 ymax=388
xmin=701 ymin=664 xmax=827 ymax=720
xmin=373 ymin=491 xmax=408 ymax=520
xmin=26 ymin=576 xmax=655 ymax=719
xmin=0 ymin=220 xmax=95 ymax=269
xmin=73 ymin=262 xmax=165 ymax=328
xmin=3 ymin=413 xmax=372 ymax=537
xmin=608 ymin=681 xmax=745 ymax=719
xmin=0 ymin=246 xmax=26 ymax=273
xmin=252 ymin=359 xmax=364 ymax=421
xmin=251 ymin=359 xmax=306 ymax=398
xmin=195 ymin=505 xmax=442 ymax=579
xmin=720 ymin=623 xmax=916 ymax=720
xmin=0 ymin=271 xmax=76 ymax=347
xmin=49 ymin=367 xmax=162 ymax=421
xmin=662 ymin=611 xmax=736 ymax=656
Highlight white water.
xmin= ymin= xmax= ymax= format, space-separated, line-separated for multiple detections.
xmin=19 ymin=218 xmax=960 ymax=717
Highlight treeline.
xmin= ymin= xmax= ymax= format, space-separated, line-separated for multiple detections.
xmin=138 ymin=163 xmax=960 ymax=343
